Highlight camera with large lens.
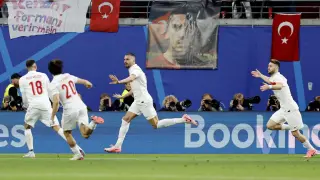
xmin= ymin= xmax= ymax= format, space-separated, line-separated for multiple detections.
xmin=269 ymin=95 xmax=278 ymax=106
xmin=176 ymin=99 xmax=192 ymax=111
xmin=203 ymin=99 xmax=221 ymax=111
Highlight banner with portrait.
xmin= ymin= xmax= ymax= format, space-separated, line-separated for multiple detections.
xmin=147 ymin=1 xmax=220 ymax=69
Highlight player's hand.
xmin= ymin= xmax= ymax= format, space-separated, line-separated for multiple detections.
xmin=109 ymin=75 xmax=119 ymax=84
xmin=260 ymin=83 xmax=270 ymax=92
xmin=85 ymin=81 xmax=93 ymax=89
xmin=113 ymin=94 xmax=122 ymax=99
xmin=251 ymin=69 xmax=262 ymax=78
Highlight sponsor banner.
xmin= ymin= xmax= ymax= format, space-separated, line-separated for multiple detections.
xmin=0 ymin=112 xmax=319 ymax=154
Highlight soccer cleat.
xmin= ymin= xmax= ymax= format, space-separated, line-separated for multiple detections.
xmin=182 ymin=114 xmax=198 ymax=126
xmin=79 ymin=148 xmax=86 ymax=157
xmin=70 ymin=154 xmax=84 ymax=161
xmin=304 ymin=149 xmax=317 ymax=160
xmin=23 ymin=151 xmax=35 ymax=158
xmin=104 ymin=145 xmax=121 ymax=153
xmin=91 ymin=116 xmax=104 ymax=124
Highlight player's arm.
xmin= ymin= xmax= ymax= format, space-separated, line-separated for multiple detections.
xmin=113 ymin=90 xmax=133 ymax=99
xmin=269 ymin=82 xmax=283 ymax=90
xmin=109 ymin=74 xmax=136 ymax=84
xmin=260 ymin=82 xmax=284 ymax=92
xmin=51 ymin=94 xmax=59 ymax=121
xmin=76 ymin=78 xmax=92 ymax=89
xmin=251 ymin=69 xmax=272 ymax=84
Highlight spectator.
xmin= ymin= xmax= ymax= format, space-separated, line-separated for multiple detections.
xmin=160 ymin=95 xmax=179 ymax=111
xmin=229 ymin=93 xmax=253 ymax=111
xmin=99 ymin=93 xmax=112 ymax=111
xmin=198 ymin=93 xmax=223 ymax=112
xmin=266 ymin=95 xmax=280 ymax=111
xmin=306 ymin=96 xmax=320 ymax=112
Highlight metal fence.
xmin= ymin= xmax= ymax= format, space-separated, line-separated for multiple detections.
xmin=1 ymin=0 xmax=320 ymax=25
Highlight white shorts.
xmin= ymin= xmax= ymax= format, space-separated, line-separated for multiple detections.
xmin=128 ymin=100 xmax=157 ymax=120
xmin=62 ymin=108 xmax=89 ymax=131
xmin=25 ymin=108 xmax=59 ymax=128
xmin=270 ymin=108 xmax=304 ymax=131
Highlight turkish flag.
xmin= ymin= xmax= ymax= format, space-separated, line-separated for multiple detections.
xmin=90 ymin=0 xmax=120 ymax=32
xmin=271 ymin=13 xmax=301 ymax=61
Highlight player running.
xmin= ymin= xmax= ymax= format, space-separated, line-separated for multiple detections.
xmin=104 ymin=53 xmax=198 ymax=153
xmin=19 ymin=60 xmax=86 ymax=158
xmin=48 ymin=59 xmax=104 ymax=160
xmin=251 ymin=59 xmax=317 ymax=160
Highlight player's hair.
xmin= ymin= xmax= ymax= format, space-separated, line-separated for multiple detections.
xmin=270 ymin=59 xmax=280 ymax=68
xmin=125 ymin=52 xmax=136 ymax=58
xmin=26 ymin=60 xmax=36 ymax=68
xmin=48 ymin=59 xmax=63 ymax=75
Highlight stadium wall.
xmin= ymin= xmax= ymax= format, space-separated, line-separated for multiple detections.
xmin=0 ymin=26 xmax=319 ymax=111
xmin=0 ymin=112 xmax=319 ymax=154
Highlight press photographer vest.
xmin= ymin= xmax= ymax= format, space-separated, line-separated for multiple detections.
xmin=121 ymin=89 xmax=129 ymax=103
xmin=2 ymin=84 xmax=18 ymax=104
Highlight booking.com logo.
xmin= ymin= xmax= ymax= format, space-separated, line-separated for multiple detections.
xmin=0 ymin=124 xmax=25 ymax=148
xmin=185 ymin=115 xmax=320 ymax=153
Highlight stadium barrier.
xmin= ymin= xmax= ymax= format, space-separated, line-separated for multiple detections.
xmin=0 ymin=112 xmax=319 ymax=154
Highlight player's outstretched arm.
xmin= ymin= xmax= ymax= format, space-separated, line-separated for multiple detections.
xmin=260 ymin=82 xmax=283 ymax=91
xmin=113 ymin=91 xmax=133 ymax=99
xmin=76 ymin=78 xmax=92 ymax=89
xmin=109 ymin=74 xmax=137 ymax=84
xmin=251 ymin=69 xmax=272 ymax=84
xmin=51 ymin=94 xmax=60 ymax=121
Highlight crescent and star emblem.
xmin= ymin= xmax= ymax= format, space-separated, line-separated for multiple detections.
xmin=277 ymin=21 xmax=294 ymax=44
xmin=98 ymin=2 xmax=114 ymax=19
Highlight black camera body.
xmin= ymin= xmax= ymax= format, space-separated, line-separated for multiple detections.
xmin=269 ymin=95 xmax=278 ymax=106
xmin=168 ymin=99 xmax=192 ymax=111
xmin=203 ymin=99 xmax=221 ymax=111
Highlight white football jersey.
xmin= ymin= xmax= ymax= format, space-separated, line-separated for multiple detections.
xmin=49 ymin=73 xmax=86 ymax=110
xmin=129 ymin=64 xmax=153 ymax=102
xmin=19 ymin=71 xmax=51 ymax=110
xmin=269 ymin=72 xmax=299 ymax=111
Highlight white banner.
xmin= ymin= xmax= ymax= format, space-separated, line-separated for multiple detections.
xmin=7 ymin=0 xmax=91 ymax=39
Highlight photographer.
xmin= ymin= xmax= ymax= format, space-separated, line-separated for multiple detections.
xmin=1 ymin=96 xmax=23 ymax=111
xmin=198 ymin=93 xmax=223 ymax=112
xmin=160 ymin=95 xmax=192 ymax=112
xmin=99 ymin=93 xmax=113 ymax=111
xmin=306 ymin=96 xmax=320 ymax=112
xmin=266 ymin=95 xmax=280 ymax=111
xmin=229 ymin=93 xmax=260 ymax=111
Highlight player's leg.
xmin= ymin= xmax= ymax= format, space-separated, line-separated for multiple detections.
xmin=142 ymin=102 xmax=198 ymax=129
xmin=285 ymin=110 xmax=316 ymax=160
xmin=104 ymin=102 xmax=139 ymax=153
xmin=61 ymin=112 xmax=83 ymax=160
xmin=39 ymin=110 xmax=86 ymax=157
xmin=63 ymin=130 xmax=83 ymax=160
xmin=266 ymin=109 xmax=289 ymax=130
xmin=77 ymin=109 xmax=104 ymax=138
xmin=23 ymin=108 xmax=40 ymax=158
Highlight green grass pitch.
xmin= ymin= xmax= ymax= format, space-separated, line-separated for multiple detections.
xmin=0 ymin=154 xmax=318 ymax=180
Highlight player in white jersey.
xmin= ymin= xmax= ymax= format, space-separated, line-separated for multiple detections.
xmin=252 ymin=59 xmax=317 ymax=160
xmin=19 ymin=60 xmax=84 ymax=158
xmin=48 ymin=59 xmax=104 ymax=160
xmin=104 ymin=53 xmax=198 ymax=153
